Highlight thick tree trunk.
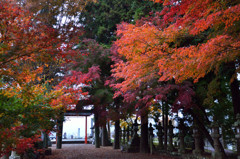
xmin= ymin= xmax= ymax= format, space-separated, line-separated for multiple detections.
xmin=94 ymin=111 xmax=100 ymax=148
xmin=56 ymin=119 xmax=63 ymax=149
xmin=199 ymin=130 xmax=205 ymax=152
xmin=102 ymin=125 xmax=109 ymax=146
xmin=114 ymin=119 xmax=120 ymax=149
xmin=229 ymin=63 xmax=240 ymax=154
xmin=228 ymin=62 xmax=240 ymax=116
xmin=140 ymin=113 xmax=149 ymax=153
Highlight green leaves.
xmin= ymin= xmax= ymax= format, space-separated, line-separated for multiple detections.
xmin=79 ymin=0 xmax=162 ymax=44
xmin=0 ymin=93 xmax=23 ymax=128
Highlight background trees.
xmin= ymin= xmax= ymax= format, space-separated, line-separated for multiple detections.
xmin=79 ymin=0 xmax=162 ymax=45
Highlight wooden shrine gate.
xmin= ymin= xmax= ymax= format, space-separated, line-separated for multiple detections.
xmin=56 ymin=99 xmax=94 ymax=149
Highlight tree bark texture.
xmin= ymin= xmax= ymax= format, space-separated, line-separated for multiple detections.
xmin=114 ymin=120 xmax=120 ymax=149
xmin=140 ymin=113 xmax=149 ymax=153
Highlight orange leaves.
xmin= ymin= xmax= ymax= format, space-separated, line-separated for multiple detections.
xmin=0 ymin=1 xmax=63 ymax=94
xmin=111 ymin=0 xmax=240 ymax=98
xmin=158 ymin=35 xmax=240 ymax=83
xmin=113 ymin=22 xmax=172 ymax=94
xmin=0 ymin=1 xmax=60 ymax=67
xmin=0 ymin=1 xmax=66 ymax=108
xmin=116 ymin=22 xmax=160 ymax=58
xmin=222 ymin=4 xmax=240 ymax=29
xmin=150 ymin=0 xmax=240 ymax=36
xmin=112 ymin=21 xmax=188 ymax=93
xmin=151 ymin=0 xmax=163 ymax=3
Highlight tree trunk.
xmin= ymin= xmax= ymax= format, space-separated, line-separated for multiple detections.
xmin=228 ymin=63 xmax=240 ymax=116
xmin=94 ymin=111 xmax=100 ymax=148
xmin=227 ymin=62 xmax=240 ymax=154
xmin=56 ymin=119 xmax=63 ymax=149
xmin=114 ymin=119 xmax=120 ymax=149
xmin=230 ymin=75 xmax=240 ymax=154
xmin=102 ymin=125 xmax=109 ymax=146
xmin=164 ymin=103 xmax=168 ymax=150
xmin=107 ymin=121 xmax=111 ymax=140
xmin=140 ymin=113 xmax=149 ymax=153
xmin=162 ymin=104 xmax=165 ymax=149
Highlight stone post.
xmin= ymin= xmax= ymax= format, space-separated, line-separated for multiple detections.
xmin=178 ymin=120 xmax=185 ymax=154
xmin=130 ymin=125 xmax=133 ymax=138
xmin=157 ymin=122 xmax=164 ymax=150
xmin=192 ymin=125 xmax=202 ymax=155
xmin=127 ymin=126 xmax=130 ymax=143
xmin=211 ymin=122 xmax=224 ymax=159
xmin=63 ymin=132 xmax=67 ymax=139
xmin=149 ymin=123 xmax=154 ymax=154
xmin=168 ymin=120 xmax=174 ymax=151
xmin=123 ymin=127 xmax=126 ymax=145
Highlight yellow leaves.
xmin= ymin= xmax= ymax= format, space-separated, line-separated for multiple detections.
xmin=120 ymin=120 xmax=128 ymax=128
xmin=149 ymin=105 xmax=162 ymax=117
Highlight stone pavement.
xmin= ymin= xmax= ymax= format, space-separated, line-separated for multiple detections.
xmin=45 ymin=144 xmax=178 ymax=159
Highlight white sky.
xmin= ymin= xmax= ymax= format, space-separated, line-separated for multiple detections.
xmin=63 ymin=115 xmax=94 ymax=138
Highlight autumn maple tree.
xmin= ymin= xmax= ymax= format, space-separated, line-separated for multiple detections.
xmin=111 ymin=0 xmax=240 ymax=114
xmin=109 ymin=0 xmax=239 ymax=154
xmin=0 ymin=1 xmax=69 ymax=156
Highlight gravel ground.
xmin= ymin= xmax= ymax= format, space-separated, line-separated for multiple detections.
xmin=45 ymin=144 xmax=179 ymax=159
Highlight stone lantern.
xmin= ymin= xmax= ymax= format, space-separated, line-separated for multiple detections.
xmin=156 ymin=122 xmax=164 ymax=150
xmin=178 ymin=120 xmax=185 ymax=154
xmin=127 ymin=119 xmax=140 ymax=152
xmin=148 ymin=123 xmax=154 ymax=154
xmin=149 ymin=123 xmax=154 ymax=137
xmin=132 ymin=119 xmax=139 ymax=137
xmin=211 ymin=122 xmax=223 ymax=159
xmin=192 ymin=124 xmax=202 ymax=155
xmin=233 ymin=114 xmax=240 ymax=159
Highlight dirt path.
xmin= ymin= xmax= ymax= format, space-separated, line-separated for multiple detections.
xmin=45 ymin=144 xmax=178 ymax=159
